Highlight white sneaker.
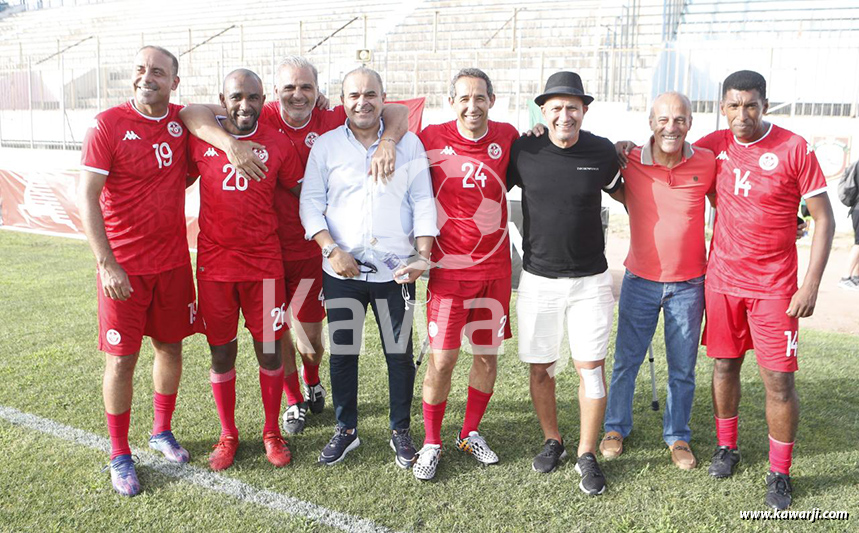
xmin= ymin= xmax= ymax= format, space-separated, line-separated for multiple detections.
xmin=281 ymin=402 xmax=307 ymax=435
xmin=413 ymin=444 xmax=442 ymax=481
xmin=455 ymin=431 xmax=499 ymax=465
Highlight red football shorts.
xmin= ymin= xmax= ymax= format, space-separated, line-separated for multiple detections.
xmin=197 ymin=277 xmax=288 ymax=345
xmin=284 ymin=256 xmax=325 ymax=323
xmin=97 ymin=263 xmax=196 ymax=356
xmin=703 ymin=288 xmax=799 ymax=372
xmin=426 ymin=276 xmax=512 ymax=351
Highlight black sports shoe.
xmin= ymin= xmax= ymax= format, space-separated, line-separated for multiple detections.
xmin=708 ymin=445 xmax=741 ymax=478
xmin=765 ymin=471 xmax=793 ymax=510
xmin=303 ymin=381 xmax=326 ymax=414
xmin=318 ymin=426 xmax=360 ymax=465
xmin=389 ymin=428 xmax=417 ymax=469
xmin=532 ymin=439 xmax=567 ymax=473
xmin=281 ymin=402 xmax=307 ymax=435
xmin=575 ymin=452 xmax=607 ymax=495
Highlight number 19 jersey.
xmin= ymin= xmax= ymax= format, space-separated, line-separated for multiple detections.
xmin=80 ymin=100 xmax=190 ymax=275
xmin=419 ymin=120 xmax=519 ymax=281
xmin=188 ymin=122 xmax=303 ymax=282
xmin=696 ymin=124 xmax=828 ymax=298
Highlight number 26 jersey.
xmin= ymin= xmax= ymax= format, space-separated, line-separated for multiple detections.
xmin=188 ymin=122 xmax=303 ymax=282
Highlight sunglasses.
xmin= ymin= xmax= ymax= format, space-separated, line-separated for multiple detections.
xmin=356 ymin=260 xmax=378 ymax=274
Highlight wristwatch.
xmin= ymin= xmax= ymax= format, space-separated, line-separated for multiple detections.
xmin=321 ymin=243 xmax=339 ymax=258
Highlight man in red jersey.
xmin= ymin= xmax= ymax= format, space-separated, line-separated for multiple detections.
xmin=78 ymin=46 xmax=196 ymax=497
xmin=180 ymin=56 xmax=409 ymax=436
xmin=695 ymin=70 xmax=834 ymax=510
xmin=188 ymin=69 xmax=303 ymax=471
xmin=412 ymin=68 xmax=518 ymax=481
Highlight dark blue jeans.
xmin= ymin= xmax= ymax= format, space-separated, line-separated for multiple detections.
xmin=323 ymin=273 xmax=416 ymax=430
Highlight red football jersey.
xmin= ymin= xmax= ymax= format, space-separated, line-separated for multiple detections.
xmin=260 ymin=102 xmax=347 ymax=260
xmin=188 ymin=121 xmax=303 ymax=282
xmin=419 ymin=120 xmax=519 ymax=281
xmin=80 ymin=100 xmax=190 ymax=275
xmin=696 ymin=124 xmax=828 ymax=298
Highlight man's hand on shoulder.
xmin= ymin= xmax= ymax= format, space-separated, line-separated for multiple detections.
xmin=225 ymin=138 xmax=268 ymax=182
xmin=522 ymin=123 xmax=546 ymax=137
xmin=316 ymin=93 xmax=330 ymax=109
xmin=615 ymin=141 xmax=635 ymax=168
xmin=370 ymin=138 xmax=397 ymax=184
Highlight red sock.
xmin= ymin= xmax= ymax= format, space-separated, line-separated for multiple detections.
xmin=260 ymin=366 xmax=284 ymax=435
xmin=715 ymin=415 xmax=739 ymax=449
xmin=769 ymin=435 xmax=795 ymax=475
xmin=460 ymin=386 xmax=493 ymax=439
xmin=106 ymin=409 xmax=132 ymax=460
xmin=283 ymin=370 xmax=303 ymax=406
xmin=423 ymin=400 xmax=446 ymax=446
xmin=210 ymin=369 xmax=238 ymax=439
xmin=302 ymin=362 xmax=320 ymax=386
xmin=152 ymin=392 xmax=177 ymax=435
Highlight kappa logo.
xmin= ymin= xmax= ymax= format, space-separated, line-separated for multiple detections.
xmin=716 ymin=151 xmax=730 ymax=161
xmin=254 ymin=147 xmax=269 ymax=164
xmin=440 ymin=146 xmax=457 ymax=155
xmin=806 ymin=143 xmax=814 ymax=155
xmin=105 ymin=329 xmax=122 ymax=346
xmin=122 ymin=131 xmax=140 ymax=141
xmin=487 ymin=142 xmax=502 ymax=160
xmin=305 ymin=131 xmax=319 ymax=148
xmin=204 ymin=147 xmax=218 ymax=157
xmin=167 ymin=121 xmax=183 ymax=137
xmin=759 ymin=152 xmax=779 ymax=171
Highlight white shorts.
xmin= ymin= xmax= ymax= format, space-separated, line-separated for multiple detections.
xmin=517 ymin=269 xmax=615 ymax=364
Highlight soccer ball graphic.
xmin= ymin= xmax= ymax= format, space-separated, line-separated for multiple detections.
xmin=425 ymin=149 xmax=508 ymax=271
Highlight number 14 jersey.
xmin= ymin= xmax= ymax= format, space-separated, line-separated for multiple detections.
xmin=188 ymin=122 xmax=303 ymax=282
xmin=696 ymin=124 xmax=828 ymax=298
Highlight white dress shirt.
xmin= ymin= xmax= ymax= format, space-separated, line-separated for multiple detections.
xmin=299 ymin=119 xmax=438 ymax=282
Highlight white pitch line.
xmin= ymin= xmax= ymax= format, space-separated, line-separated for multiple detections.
xmin=0 ymin=405 xmax=399 ymax=533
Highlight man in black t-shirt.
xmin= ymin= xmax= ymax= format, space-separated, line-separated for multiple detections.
xmin=507 ymin=71 xmax=623 ymax=495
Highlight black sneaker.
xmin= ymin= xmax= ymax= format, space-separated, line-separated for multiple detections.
xmin=389 ymin=428 xmax=416 ymax=469
xmin=281 ymin=402 xmax=307 ymax=435
xmin=708 ymin=445 xmax=741 ymax=478
xmin=575 ymin=452 xmax=607 ymax=495
xmin=318 ymin=426 xmax=360 ymax=465
xmin=765 ymin=471 xmax=793 ymax=510
xmin=303 ymin=381 xmax=326 ymax=414
xmin=532 ymin=439 xmax=567 ymax=473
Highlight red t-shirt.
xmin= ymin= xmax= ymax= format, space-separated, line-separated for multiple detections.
xmin=260 ymin=102 xmax=347 ymax=260
xmin=80 ymin=100 xmax=190 ymax=275
xmin=696 ymin=124 xmax=828 ymax=298
xmin=188 ymin=121 xmax=303 ymax=282
xmin=419 ymin=120 xmax=519 ymax=281
xmin=622 ymin=141 xmax=716 ymax=282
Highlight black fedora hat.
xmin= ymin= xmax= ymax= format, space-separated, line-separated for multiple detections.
xmin=534 ymin=71 xmax=594 ymax=106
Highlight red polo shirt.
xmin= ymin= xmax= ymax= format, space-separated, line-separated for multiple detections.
xmin=621 ymin=139 xmax=716 ymax=282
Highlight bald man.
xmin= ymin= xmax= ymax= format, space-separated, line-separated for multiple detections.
xmin=188 ymin=69 xmax=303 ymax=471
xmin=601 ymin=92 xmax=716 ymax=470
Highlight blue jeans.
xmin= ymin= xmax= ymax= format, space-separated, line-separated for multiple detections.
xmin=323 ymin=273 xmax=416 ymax=431
xmin=604 ymin=270 xmax=705 ymax=445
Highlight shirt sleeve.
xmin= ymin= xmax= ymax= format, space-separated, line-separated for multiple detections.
xmin=506 ymin=140 xmax=522 ymax=191
xmin=795 ymin=141 xmax=828 ymax=199
xmin=406 ymin=136 xmax=439 ymax=238
xmin=80 ymin=114 xmax=114 ymax=175
xmin=277 ymin=144 xmax=304 ymax=189
xmin=601 ymin=141 xmax=622 ymax=193
xmin=693 ymin=130 xmax=721 ymax=153
xmin=298 ymin=140 xmax=330 ymax=240
xmin=187 ymin=142 xmax=200 ymax=179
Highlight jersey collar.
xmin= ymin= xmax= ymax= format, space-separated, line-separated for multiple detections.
xmin=455 ymin=121 xmax=490 ymax=143
xmin=128 ymin=99 xmax=168 ymax=121
xmin=733 ymin=122 xmax=773 ymax=147
xmin=217 ymin=116 xmax=258 ymax=139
